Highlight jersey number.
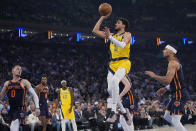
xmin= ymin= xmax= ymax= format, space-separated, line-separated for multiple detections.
xmin=11 ymin=90 xmax=15 ymax=98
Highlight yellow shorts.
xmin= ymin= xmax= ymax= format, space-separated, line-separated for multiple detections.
xmin=109 ymin=59 xmax=131 ymax=75
xmin=61 ymin=106 xmax=75 ymax=120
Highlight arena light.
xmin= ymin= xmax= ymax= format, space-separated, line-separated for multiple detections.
xmin=183 ymin=38 xmax=193 ymax=45
xmin=48 ymin=31 xmax=53 ymax=39
xmin=18 ymin=28 xmax=23 ymax=37
xmin=157 ymin=37 xmax=160 ymax=46
xmin=131 ymin=36 xmax=135 ymax=45
xmin=183 ymin=38 xmax=187 ymax=45
xmin=76 ymin=33 xmax=82 ymax=42
xmin=105 ymin=38 xmax=108 ymax=44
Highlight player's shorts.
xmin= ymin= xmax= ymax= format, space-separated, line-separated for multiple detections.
xmin=167 ymin=88 xmax=190 ymax=115
xmin=61 ymin=105 xmax=75 ymax=120
xmin=109 ymin=59 xmax=131 ymax=75
xmin=39 ymin=103 xmax=50 ymax=119
xmin=8 ymin=106 xmax=26 ymax=125
xmin=122 ymin=88 xmax=138 ymax=113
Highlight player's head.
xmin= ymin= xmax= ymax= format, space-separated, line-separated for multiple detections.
xmin=61 ymin=80 xmax=67 ymax=88
xmin=115 ymin=18 xmax=129 ymax=31
xmin=41 ymin=74 xmax=47 ymax=85
xmin=163 ymin=44 xmax=177 ymax=58
xmin=12 ymin=65 xmax=22 ymax=77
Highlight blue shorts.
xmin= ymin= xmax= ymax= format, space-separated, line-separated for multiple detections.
xmin=39 ymin=103 xmax=50 ymax=118
xmin=8 ymin=106 xmax=26 ymax=125
xmin=167 ymin=88 xmax=190 ymax=115
xmin=122 ymin=89 xmax=138 ymax=113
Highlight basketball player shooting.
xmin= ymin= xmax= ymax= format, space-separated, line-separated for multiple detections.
xmin=92 ymin=3 xmax=132 ymax=122
xmin=145 ymin=45 xmax=190 ymax=131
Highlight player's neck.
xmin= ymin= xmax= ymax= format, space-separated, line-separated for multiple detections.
xmin=12 ymin=76 xmax=20 ymax=81
xmin=116 ymin=29 xmax=125 ymax=35
xmin=62 ymin=87 xmax=67 ymax=90
xmin=41 ymin=83 xmax=46 ymax=86
xmin=167 ymin=55 xmax=176 ymax=61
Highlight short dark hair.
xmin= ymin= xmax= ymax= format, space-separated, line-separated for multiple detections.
xmin=118 ymin=18 xmax=129 ymax=30
xmin=41 ymin=74 xmax=47 ymax=78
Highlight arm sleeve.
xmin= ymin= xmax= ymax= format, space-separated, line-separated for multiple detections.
xmin=28 ymin=88 xmax=39 ymax=108
xmin=165 ymin=85 xmax=170 ymax=90
xmin=108 ymin=35 xmax=126 ymax=48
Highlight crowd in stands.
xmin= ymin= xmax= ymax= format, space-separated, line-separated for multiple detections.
xmin=0 ymin=39 xmax=195 ymax=130
xmin=0 ymin=0 xmax=196 ymax=33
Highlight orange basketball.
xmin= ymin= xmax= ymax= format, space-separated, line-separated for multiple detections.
xmin=99 ymin=3 xmax=112 ymax=16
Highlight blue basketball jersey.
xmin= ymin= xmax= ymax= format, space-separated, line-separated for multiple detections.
xmin=7 ymin=78 xmax=26 ymax=107
xmin=38 ymin=84 xmax=49 ymax=105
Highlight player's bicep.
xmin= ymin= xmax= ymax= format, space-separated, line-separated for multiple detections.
xmin=0 ymin=81 xmax=9 ymax=98
xmin=23 ymin=79 xmax=33 ymax=89
xmin=122 ymin=33 xmax=131 ymax=44
xmin=166 ymin=62 xmax=177 ymax=83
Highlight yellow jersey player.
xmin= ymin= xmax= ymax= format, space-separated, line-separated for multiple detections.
xmin=57 ymin=80 xmax=77 ymax=131
xmin=93 ymin=14 xmax=131 ymax=121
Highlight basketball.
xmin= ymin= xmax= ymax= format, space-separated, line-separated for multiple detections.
xmin=99 ymin=3 xmax=112 ymax=16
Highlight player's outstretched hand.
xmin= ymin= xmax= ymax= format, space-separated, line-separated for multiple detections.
xmin=101 ymin=13 xmax=111 ymax=19
xmin=145 ymin=71 xmax=155 ymax=78
xmin=157 ymin=88 xmax=167 ymax=96
xmin=35 ymin=108 xmax=40 ymax=116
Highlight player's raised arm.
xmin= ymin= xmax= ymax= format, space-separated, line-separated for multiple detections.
xmin=120 ymin=77 xmax=132 ymax=99
xmin=23 ymin=79 xmax=40 ymax=115
xmin=92 ymin=14 xmax=110 ymax=38
xmin=145 ymin=61 xmax=177 ymax=84
xmin=0 ymin=81 xmax=9 ymax=99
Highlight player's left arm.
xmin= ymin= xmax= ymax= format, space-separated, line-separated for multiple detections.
xmin=104 ymin=27 xmax=131 ymax=48
xmin=0 ymin=81 xmax=9 ymax=99
xmin=145 ymin=61 xmax=177 ymax=84
xmin=69 ymin=87 xmax=74 ymax=113
xmin=120 ymin=76 xmax=132 ymax=99
xmin=23 ymin=79 xmax=40 ymax=116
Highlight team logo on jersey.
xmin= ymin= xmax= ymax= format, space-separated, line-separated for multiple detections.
xmin=130 ymin=105 xmax=135 ymax=109
xmin=174 ymin=101 xmax=180 ymax=107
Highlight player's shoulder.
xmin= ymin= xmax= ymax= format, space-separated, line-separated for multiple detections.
xmin=125 ymin=32 xmax=131 ymax=36
xmin=4 ymin=81 xmax=10 ymax=86
xmin=169 ymin=60 xmax=179 ymax=65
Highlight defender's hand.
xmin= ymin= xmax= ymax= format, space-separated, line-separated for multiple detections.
xmin=145 ymin=71 xmax=155 ymax=78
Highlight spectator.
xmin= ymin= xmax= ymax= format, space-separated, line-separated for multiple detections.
xmin=26 ymin=111 xmax=41 ymax=131
xmin=51 ymin=108 xmax=62 ymax=131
